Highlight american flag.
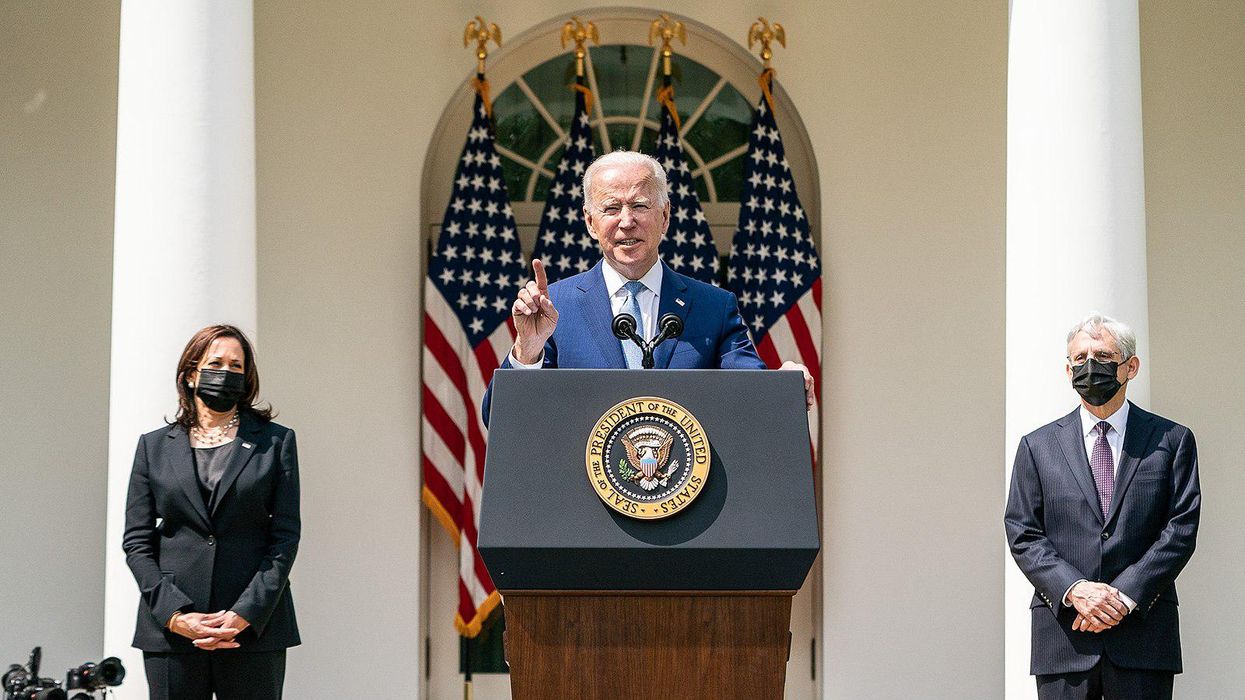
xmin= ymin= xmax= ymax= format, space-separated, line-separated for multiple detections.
xmin=653 ymin=83 xmax=719 ymax=284
xmin=531 ymin=78 xmax=598 ymax=284
xmin=421 ymin=84 xmax=524 ymax=637
xmin=727 ymin=79 xmax=822 ymax=444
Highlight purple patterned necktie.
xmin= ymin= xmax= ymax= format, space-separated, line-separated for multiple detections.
xmin=1091 ymin=421 xmax=1114 ymax=518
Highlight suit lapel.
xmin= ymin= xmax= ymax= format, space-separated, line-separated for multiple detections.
xmin=1105 ymin=402 xmax=1158 ymax=526
xmin=1055 ymin=409 xmax=1105 ymax=525
xmin=210 ymin=413 xmax=262 ymax=518
xmin=653 ymin=263 xmax=690 ymax=369
xmin=166 ymin=425 xmax=212 ymax=527
xmin=577 ymin=262 xmax=626 ymax=368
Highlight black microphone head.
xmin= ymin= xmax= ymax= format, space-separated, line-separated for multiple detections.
xmin=658 ymin=312 xmax=684 ymax=338
xmin=612 ymin=313 xmax=637 ymax=340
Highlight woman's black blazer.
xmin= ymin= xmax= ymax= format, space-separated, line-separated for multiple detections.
xmin=123 ymin=412 xmax=301 ymax=652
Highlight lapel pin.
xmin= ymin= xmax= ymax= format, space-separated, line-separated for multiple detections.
xmin=243 ymin=443 xmax=253 ymax=449
xmin=675 ymin=298 xmax=685 ymax=307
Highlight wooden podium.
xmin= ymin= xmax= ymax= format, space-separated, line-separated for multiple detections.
xmin=479 ymin=370 xmax=818 ymax=700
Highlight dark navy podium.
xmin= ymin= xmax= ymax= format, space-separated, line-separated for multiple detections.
xmin=479 ymin=369 xmax=819 ymax=700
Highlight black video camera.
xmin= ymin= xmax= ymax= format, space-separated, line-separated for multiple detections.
xmin=3 ymin=647 xmax=125 ymax=700
xmin=3 ymin=647 xmax=64 ymax=700
xmin=64 ymin=657 xmax=124 ymax=694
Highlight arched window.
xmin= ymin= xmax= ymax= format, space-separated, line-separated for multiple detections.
xmin=421 ymin=9 xmax=820 ymax=257
xmin=491 ymin=44 xmax=754 ymax=205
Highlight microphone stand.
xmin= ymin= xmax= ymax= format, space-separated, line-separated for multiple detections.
xmin=612 ymin=313 xmax=685 ymax=369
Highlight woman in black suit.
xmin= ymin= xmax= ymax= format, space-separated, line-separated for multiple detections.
xmin=123 ymin=324 xmax=300 ymax=699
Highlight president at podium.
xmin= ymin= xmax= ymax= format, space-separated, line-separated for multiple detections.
xmin=483 ymin=150 xmax=814 ymax=421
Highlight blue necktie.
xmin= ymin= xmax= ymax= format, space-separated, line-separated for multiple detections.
xmin=621 ymin=280 xmax=646 ymax=369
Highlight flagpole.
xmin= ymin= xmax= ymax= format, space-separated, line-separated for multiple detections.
xmin=747 ymin=17 xmax=786 ymax=116
xmin=648 ymin=14 xmax=686 ymax=81
xmin=532 ymin=17 xmax=600 ymax=283
xmin=561 ymin=15 xmax=599 ymax=80
xmin=650 ymin=13 xmax=686 ymax=133
xmin=457 ymin=22 xmax=502 ymax=700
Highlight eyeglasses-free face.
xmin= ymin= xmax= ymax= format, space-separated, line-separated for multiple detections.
xmin=583 ymin=163 xmax=670 ymax=280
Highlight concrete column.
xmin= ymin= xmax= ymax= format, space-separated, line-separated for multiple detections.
xmin=104 ymin=2 xmax=255 ymax=696
xmin=1006 ymin=1 xmax=1149 ymax=697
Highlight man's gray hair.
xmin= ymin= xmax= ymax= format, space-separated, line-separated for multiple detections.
xmin=1066 ymin=313 xmax=1138 ymax=360
xmin=581 ymin=150 xmax=670 ymax=209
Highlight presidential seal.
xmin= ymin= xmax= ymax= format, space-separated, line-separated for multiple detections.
xmin=585 ymin=396 xmax=710 ymax=520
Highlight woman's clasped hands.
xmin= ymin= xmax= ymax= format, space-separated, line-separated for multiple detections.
xmin=169 ymin=610 xmax=251 ymax=650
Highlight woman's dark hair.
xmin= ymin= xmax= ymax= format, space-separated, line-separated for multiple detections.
xmin=173 ymin=324 xmax=274 ymax=429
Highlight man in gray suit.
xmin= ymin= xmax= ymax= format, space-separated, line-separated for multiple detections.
xmin=1006 ymin=314 xmax=1200 ymax=699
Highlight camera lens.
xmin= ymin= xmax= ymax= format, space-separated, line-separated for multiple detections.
xmin=95 ymin=657 xmax=126 ymax=686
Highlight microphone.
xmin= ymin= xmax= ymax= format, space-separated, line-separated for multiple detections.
xmin=643 ymin=313 xmax=684 ymax=369
xmin=652 ymin=313 xmax=684 ymax=345
xmin=613 ymin=312 xmax=684 ymax=369
xmin=612 ymin=312 xmax=651 ymax=367
xmin=612 ymin=312 xmax=639 ymax=342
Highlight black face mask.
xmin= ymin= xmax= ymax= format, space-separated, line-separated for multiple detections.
xmin=1070 ymin=358 xmax=1124 ymax=407
xmin=195 ymin=369 xmax=246 ymax=412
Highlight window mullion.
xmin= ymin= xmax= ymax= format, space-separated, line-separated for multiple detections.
xmin=631 ymin=47 xmax=663 ymax=151
xmin=582 ymin=47 xmax=612 ymax=152
xmin=515 ymin=77 xmax=566 ymax=142
xmin=679 ymin=77 xmax=727 ymax=138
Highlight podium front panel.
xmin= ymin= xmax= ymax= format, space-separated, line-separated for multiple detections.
xmin=478 ymin=369 xmax=819 ymax=591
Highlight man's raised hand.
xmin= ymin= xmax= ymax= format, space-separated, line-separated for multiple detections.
xmin=512 ymin=259 xmax=558 ymax=364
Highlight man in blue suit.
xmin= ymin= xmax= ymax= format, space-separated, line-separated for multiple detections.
xmin=483 ymin=151 xmax=813 ymax=421
xmin=1005 ymin=314 xmax=1200 ymax=700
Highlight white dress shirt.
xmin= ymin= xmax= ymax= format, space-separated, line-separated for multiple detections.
xmin=511 ymin=259 xmax=663 ymax=368
xmin=1063 ymin=400 xmax=1137 ymax=611
xmin=1080 ymin=401 xmax=1129 ymax=479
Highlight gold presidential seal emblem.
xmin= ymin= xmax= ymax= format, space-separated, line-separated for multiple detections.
xmin=585 ymin=397 xmax=710 ymax=519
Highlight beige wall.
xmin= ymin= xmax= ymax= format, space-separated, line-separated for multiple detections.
xmin=0 ymin=0 xmax=119 ymax=675
xmin=815 ymin=1 xmax=1007 ymax=696
xmin=1142 ymin=2 xmax=1245 ymax=695
xmin=253 ymin=2 xmax=427 ymax=695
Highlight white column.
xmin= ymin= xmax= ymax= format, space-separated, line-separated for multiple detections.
xmin=104 ymin=2 xmax=255 ymax=696
xmin=1006 ymin=1 xmax=1149 ymax=697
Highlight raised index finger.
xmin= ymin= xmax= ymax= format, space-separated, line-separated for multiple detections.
xmin=532 ymin=259 xmax=548 ymax=293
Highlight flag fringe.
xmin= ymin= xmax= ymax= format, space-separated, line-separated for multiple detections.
xmin=455 ymin=590 xmax=502 ymax=638
xmin=422 ymin=485 xmax=461 ymax=544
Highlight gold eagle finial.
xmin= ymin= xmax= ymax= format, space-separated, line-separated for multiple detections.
xmin=463 ymin=16 xmax=502 ymax=74
xmin=747 ymin=17 xmax=786 ymax=68
xmin=648 ymin=14 xmax=687 ymax=77
xmin=560 ymin=16 xmax=599 ymax=77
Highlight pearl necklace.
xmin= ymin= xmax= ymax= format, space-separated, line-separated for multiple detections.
xmin=192 ymin=411 xmax=240 ymax=447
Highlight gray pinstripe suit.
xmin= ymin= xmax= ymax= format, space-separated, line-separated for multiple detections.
xmin=1005 ymin=402 xmax=1200 ymax=676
